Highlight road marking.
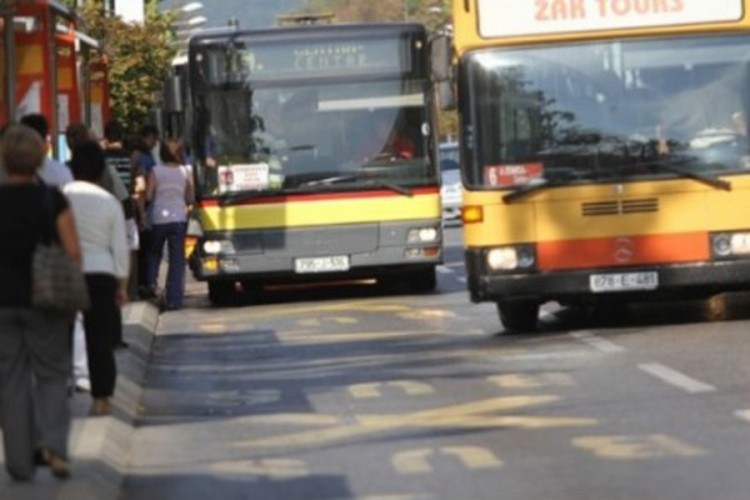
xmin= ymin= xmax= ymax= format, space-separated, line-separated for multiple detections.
xmin=437 ymin=265 xmax=454 ymax=274
xmin=638 ymin=363 xmax=716 ymax=394
xmin=297 ymin=316 xmax=359 ymax=327
xmin=392 ymin=446 xmax=503 ymax=475
xmin=397 ymin=309 xmax=456 ymax=320
xmin=349 ymin=381 xmax=435 ymax=399
xmin=734 ymin=410 xmax=750 ymax=423
xmin=489 ymin=372 xmax=575 ymax=389
xmin=210 ymin=459 xmax=309 ymax=479
xmin=572 ymin=434 xmax=706 ymax=460
xmin=570 ymin=331 xmax=626 ymax=353
xmin=277 ymin=330 xmax=440 ymax=345
xmin=235 ymin=395 xmax=596 ymax=451
xmin=206 ymin=389 xmax=282 ymax=407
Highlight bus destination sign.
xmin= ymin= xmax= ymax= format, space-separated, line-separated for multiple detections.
xmin=237 ymin=38 xmax=404 ymax=78
xmin=478 ymin=0 xmax=743 ymax=38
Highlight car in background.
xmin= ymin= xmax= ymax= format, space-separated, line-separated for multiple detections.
xmin=439 ymin=142 xmax=462 ymax=223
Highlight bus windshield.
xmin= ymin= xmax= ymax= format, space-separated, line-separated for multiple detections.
xmin=190 ymin=36 xmax=434 ymax=199
xmin=463 ymin=34 xmax=750 ymax=189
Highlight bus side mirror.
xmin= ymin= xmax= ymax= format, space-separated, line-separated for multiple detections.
xmin=164 ymin=75 xmax=183 ymax=113
xmin=431 ymin=34 xmax=456 ymax=111
xmin=430 ymin=34 xmax=452 ymax=82
xmin=437 ymin=81 xmax=456 ymax=111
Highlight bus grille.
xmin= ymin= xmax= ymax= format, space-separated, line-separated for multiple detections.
xmin=582 ymin=198 xmax=659 ymax=216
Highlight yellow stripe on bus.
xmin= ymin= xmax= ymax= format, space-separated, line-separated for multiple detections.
xmin=199 ymin=194 xmax=441 ymax=231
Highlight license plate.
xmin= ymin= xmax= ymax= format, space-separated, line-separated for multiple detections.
xmin=294 ymin=255 xmax=350 ymax=274
xmin=590 ymin=272 xmax=659 ymax=293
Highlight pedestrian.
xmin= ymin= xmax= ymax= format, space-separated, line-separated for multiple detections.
xmin=20 ymin=113 xmax=73 ymax=188
xmin=131 ymin=124 xmax=159 ymax=299
xmin=68 ymin=122 xmax=132 ymax=350
xmin=146 ymin=138 xmax=194 ymax=310
xmin=63 ymin=140 xmax=129 ymax=416
xmin=102 ymin=120 xmax=140 ymax=304
xmin=0 ymin=124 xmax=79 ymax=480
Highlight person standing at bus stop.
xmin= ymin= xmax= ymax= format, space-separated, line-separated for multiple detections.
xmin=145 ymin=139 xmax=194 ymax=311
xmin=131 ymin=124 xmax=159 ymax=299
xmin=102 ymin=120 xmax=140 ymax=302
xmin=64 ymin=140 xmax=129 ymax=416
xmin=20 ymin=113 xmax=73 ymax=188
xmin=0 ymin=124 xmax=79 ymax=480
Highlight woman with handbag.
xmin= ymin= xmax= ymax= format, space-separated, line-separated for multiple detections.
xmin=63 ymin=140 xmax=129 ymax=417
xmin=0 ymin=124 xmax=81 ymax=480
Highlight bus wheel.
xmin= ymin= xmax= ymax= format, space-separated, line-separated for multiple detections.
xmin=208 ymin=281 xmax=237 ymax=306
xmin=408 ymin=267 xmax=437 ymax=293
xmin=497 ymin=301 xmax=539 ymax=333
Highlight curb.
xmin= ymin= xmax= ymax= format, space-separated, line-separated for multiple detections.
xmin=0 ymin=301 xmax=160 ymax=499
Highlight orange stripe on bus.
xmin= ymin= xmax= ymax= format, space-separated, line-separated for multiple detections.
xmin=537 ymin=232 xmax=710 ymax=271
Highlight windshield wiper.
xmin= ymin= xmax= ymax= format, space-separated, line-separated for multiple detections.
xmin=645 ymin=157 xmax=732 ymax=191
xmin=298 ymin=174 xmax=413 ymax=197
xmin=217 ymin=190 xmax=284 ymax=206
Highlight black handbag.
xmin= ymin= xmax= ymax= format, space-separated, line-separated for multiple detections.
xmin=31 ymin=186 xmax=90 ymax=313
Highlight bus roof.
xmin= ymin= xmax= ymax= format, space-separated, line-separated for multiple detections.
xmin=189 ymin=22 xmax=427 ymax=49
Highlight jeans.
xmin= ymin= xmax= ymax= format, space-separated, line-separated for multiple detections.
xmin=147 ymin=222 xmax=186 ymax=309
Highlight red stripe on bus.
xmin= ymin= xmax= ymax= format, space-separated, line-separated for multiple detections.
xmin=199 ymin=186 xmax=440 ymax=207
xmin=537 ymin=232 xmax=710 ymax=270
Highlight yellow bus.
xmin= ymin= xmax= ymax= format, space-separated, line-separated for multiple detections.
xmin=441 ymin=0 xmax=750 ymax=331
xmin=187 ymin=23 xmax=443 ymax=305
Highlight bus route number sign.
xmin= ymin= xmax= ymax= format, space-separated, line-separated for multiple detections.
xmin=484 ymin=163 xmax=544 ymax=187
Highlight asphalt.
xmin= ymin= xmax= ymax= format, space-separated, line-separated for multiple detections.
xmin=0 ymin=301 xmax=160 ymax=500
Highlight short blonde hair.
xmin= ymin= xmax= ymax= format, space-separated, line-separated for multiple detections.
xmin=1 ymin=124 xmax=46 ymax=176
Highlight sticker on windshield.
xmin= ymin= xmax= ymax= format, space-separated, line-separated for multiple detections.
xmin=484 ymin=163 xmax=544 ymax=187
xmin=218 ymin=163 xmax=270 ymax=193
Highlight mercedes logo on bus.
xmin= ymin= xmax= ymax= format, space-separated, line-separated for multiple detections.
xmin=614 ymin=237 xmax=635 ymax=263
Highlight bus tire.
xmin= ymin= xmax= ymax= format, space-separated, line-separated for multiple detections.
xmin=208 ymin=280 xmax=237 ymax=307
xmin=497 ymin=301 xmax=539 ymax=333
xmin=408 ymin=267 xmax=437 ymax=293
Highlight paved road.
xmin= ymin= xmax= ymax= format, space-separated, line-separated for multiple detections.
xmin=121 ymin=226 xmax=750 ymax=499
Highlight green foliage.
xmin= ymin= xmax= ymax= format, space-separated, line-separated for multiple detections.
xmin=76 ymin=0 xmax=175 ymax=133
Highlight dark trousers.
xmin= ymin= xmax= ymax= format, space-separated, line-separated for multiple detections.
xmin=0 ymin=308 xmax=71 ymax=478
xmin=147 ymin=222 xmax=187 ymax=309
xmin=82 ymin=274 xmax=118 ymax=399
xmin=137 ymin=230 xmax=152 ymax=292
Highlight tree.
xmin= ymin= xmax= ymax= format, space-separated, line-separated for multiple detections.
xmin=74 ymin=0 xmax=175 ymax=133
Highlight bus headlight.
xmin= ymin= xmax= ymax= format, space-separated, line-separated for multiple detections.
xmin=203 ymin=239 xmax=235 ymax=255
xmin=712 ymin=231 xmax=750 ymax=258
xmin=408 ymin=227 xmax=439 ymax=243
xmin=731 ymin=233 xmax=750 ymax=255
xmin=486 ymin=245 xmax=536 ymax=271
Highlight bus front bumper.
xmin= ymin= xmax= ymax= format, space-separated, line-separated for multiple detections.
xmin=466 ymin=257 xmax=750 ymax=304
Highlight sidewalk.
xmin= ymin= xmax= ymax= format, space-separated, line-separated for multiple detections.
xmin=0 ymin=301 xmax=160 ymax=500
